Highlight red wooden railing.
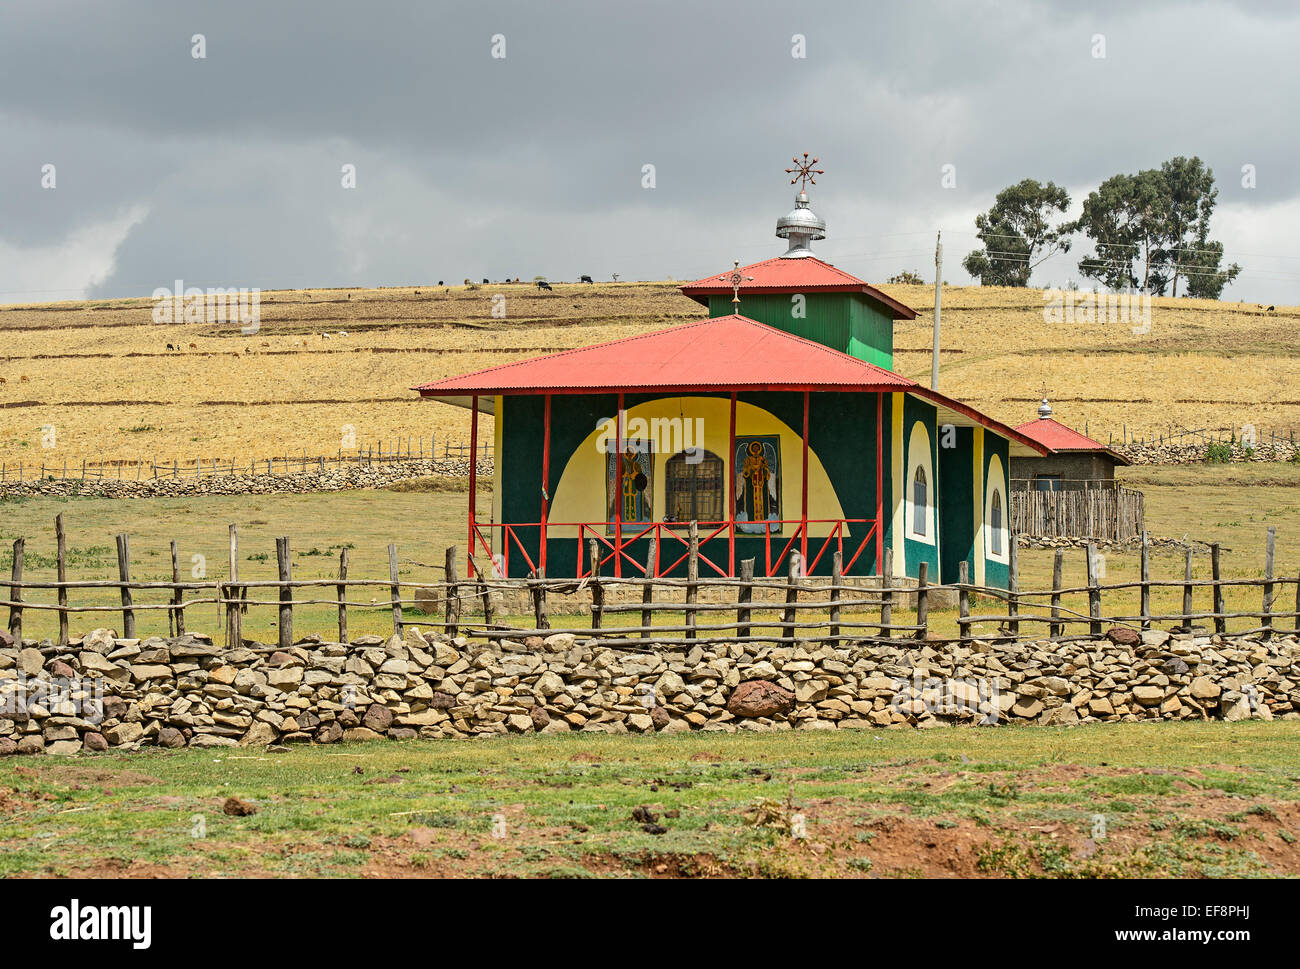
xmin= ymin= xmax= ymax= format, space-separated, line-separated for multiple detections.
xmin=472 ymin=518 xmax=880 ymax=579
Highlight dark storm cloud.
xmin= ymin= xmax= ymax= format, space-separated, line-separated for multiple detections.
xmin=1 ymin=0 xmax=1297 ymax=302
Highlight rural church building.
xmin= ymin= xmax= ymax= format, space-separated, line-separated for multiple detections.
xmin=414 ymin=164 xmax=1051 ymax=589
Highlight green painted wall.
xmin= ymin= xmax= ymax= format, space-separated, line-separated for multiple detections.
xmin=938 ymin=426 xmax=975 ymax=584
xmin=902 ymin=395 xmax=940 ymax=579
xmin=983 ymin=435 xmax=1011 ymax=588
xmin=705 ymin=291 xmax=893 ymax=370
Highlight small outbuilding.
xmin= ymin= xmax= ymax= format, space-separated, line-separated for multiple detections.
xmin=1010 ymin=399 xmax=1130 ymax=491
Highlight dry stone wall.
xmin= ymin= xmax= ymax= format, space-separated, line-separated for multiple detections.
xmin=1 ymin=623 xmax=1294 ymax=755
xmin=0 ymin=458 xmax=490 ymax=500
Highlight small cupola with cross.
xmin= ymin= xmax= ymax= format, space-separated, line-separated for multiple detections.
xmin=776 ymin=153 xmax=827 ymax=258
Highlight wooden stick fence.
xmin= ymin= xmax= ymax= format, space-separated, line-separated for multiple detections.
xmin=2 ymin=520 xmax=1298 ymax=649
xmin=0 ymin=437 xmax=493 ymax=486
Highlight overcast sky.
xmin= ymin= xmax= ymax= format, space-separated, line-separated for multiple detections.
xmin=2 ymin=0 xmax=1299 ymax=304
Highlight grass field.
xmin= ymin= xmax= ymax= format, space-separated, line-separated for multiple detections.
xmin=1 ymin=463 xmax=1297 ymax=643
xmin=2 ymin=281 xmax=1297 ymax=469
xmin=1 ymin=723 xmax=1297 ymax=878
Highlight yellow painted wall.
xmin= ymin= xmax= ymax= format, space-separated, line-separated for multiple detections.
xmin=548 ymin=396 xmax=846 ymax=538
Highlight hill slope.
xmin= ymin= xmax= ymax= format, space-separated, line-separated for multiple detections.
xmin=1 ymin=282 xmax=1295 ymax=468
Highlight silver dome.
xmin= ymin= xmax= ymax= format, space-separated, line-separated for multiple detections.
xmin=775 ymin=191 xmax=826 ymax=258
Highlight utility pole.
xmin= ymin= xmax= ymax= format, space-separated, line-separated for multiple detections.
xmin=931 ymin=231 xmax=942 ymax=390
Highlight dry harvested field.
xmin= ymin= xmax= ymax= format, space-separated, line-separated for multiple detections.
xmin=1 ymin=281 xmax=1297 ymax=469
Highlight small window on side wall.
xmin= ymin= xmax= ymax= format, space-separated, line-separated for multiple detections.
xmin=912 ymin=466 xmax=927 ymax=536
xmin=991 ymin=489 xmax=1003 ymax=555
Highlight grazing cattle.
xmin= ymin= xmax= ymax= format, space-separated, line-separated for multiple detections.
xmin=19 ymin=375 xmax=29 ymax=383
xmin=482 ymin=278 xmax=490 ymax=284
xmin=1267 ymin=305 xmax=1276 ymax=312
xmin=580 ymin=275 xmax=594 ymax=284
xmin=537 ymin=280 xmax=553 ymax=291
xmin=437 ymin=280 xmax=444 ymax=286
xmin=322 ymin=333 xmax=331 ymax=340
xmin=189 ymin=342 xmax=197 ymax=349
xmin=166 ymin=343 xmax=175 ymax=350
xmin=0 ymin=377 xmax=6 ymax=384
xmin=260 ymin=341 xmax=270 ymax=347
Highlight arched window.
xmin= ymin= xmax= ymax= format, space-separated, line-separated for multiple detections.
xmin=906 ymin=421 xmax=934 ymax=544
xmin=990 ymin=489 xmax=1003 ymax=555
xmin=912 ymin=466 xmax=927 ymax=536
xmin=984 ymin=453 xmax=1009 ymax=563
xmin=665 ymin=449 xmax=723 ymax=524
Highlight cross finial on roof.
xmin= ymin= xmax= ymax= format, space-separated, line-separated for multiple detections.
xmin=785 ymin=152 xmax=824 ymax=191
xmin=721 ymin=260 xmax=754 ymax=312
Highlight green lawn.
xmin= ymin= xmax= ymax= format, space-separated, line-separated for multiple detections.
xmin=2 ymin=723 xmax=1297 ymax=878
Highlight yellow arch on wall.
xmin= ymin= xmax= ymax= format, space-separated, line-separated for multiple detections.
xmin=548 ymin=396 xmax=847 ymax=538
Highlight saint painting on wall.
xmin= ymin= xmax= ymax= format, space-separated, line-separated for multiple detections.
xmin=734 ymin=436 xmax=780 ymax=533
xmin=606 ymin=441 xmax=652 ymax=532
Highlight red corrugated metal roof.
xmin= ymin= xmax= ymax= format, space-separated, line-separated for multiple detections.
xmin=680 ymin=256 xmax=917 ymax=320
xmin=413 ymin=314 xmax=914 ymax=395
xmin=1014 ymin=418 xmax=1130 ymax=465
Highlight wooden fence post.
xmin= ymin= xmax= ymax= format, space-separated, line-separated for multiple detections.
xmin=640 ymin=537 xmax=656 ymax=640
xmin=388 ymin=543 xmax=404 ymax=636
xmin=829 ymin=550 xmax=842 ymax=641
xmin=116 ymin=534 xmax=135 ymax=639
xmin=1211 ymin=543 xmax=1225 ymax=635
xmin=879 ymin=547 xmax=893 ymax=640
xmin=276 ymin=537 xmax=292 ymax=651
xmin=1182 ymin=548 xmax=1194 ymax=631
xmin=7 ymin=538 xmax=23 ymax=642
xmin=532 ymin=567 xmax=549 ymax=631
xmin=957 ymin=560 xmax=970 ymax=643
xmin=1140 ymin=531 xmax=1151 ymax=630
xmin=473 ymin=556 xmax=495 ymax=629
xmin=782 ymin=553 xmax=799 ymax=645
xmin=170 ymin=539 xmax=185 ymax=636
xmin=1262 ymin=526 xmax=1275 ymax=640
xmin=737 ymin=558 xmax=754 ymax=642
xmin=440 ymin=545 xmax=457 ymax=637
xmin=55 ymin=514 xmax=69 ymax=646
xmin=226 ymin=524 xmax=241 ymax=648
xmin=588 ymin=538 xmax=603 ymax=630
xmin=685 ymin=521 xmax=699 ymax=641
xmin=914 ymin=561 xmax=929 ymax=641
xmin=1049 ymin=549 xmax=1064 ymax=639
xmin=1007 ymin=534 xmax=1020 ymax=638
xmin=1086 ymin=543 xmax=1101 ymax=637
xmin=337 ymin=547 xmax=349 ymax=644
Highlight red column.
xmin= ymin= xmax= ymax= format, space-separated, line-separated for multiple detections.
xmin=540 ymin=394 xmax=551 ymax=575
xmin=614 ymin=394 xmax=625 ymax=578
xmin=468 ymin=394 xmax=479 ymax=579
xmin=728 ymin=391 xmax=737 ymax=576
xmin=801 ymin=390 xmax=810 ymax=569
xmin=875 ymin=391 xmax=884 ymax=577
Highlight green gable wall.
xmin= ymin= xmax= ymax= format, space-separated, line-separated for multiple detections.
xmin=705 ymin=292 xmax=894 ymax=370
xmin=983 ymin=434 xmax=1011 ymax=589
xmin=902 ymin=395 xmax=940 ymax=579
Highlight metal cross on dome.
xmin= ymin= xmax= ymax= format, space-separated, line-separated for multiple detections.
xmin=721 ymin=260 xmax=754 ymax=313
xmin=785 ymin=152 xmax=824 ymax=190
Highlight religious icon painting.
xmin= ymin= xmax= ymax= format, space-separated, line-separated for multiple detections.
xmin=734 ymin=436 xmax=781 ymax=533
xmin=606 ymin=440 xmax=653 ymax=533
